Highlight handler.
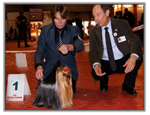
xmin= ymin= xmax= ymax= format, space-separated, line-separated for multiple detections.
xmin=34 ymin=5 xmax=84 ymax=94
xmin=89 ymin=5 xmax=143 ymax=95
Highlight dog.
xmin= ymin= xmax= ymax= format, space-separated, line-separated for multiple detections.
xmin=32 ymin=66 xmax=73 ymax=109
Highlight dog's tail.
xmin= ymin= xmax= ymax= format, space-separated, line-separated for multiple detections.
xmin=32 ymin=81 xmax=61 ymax=109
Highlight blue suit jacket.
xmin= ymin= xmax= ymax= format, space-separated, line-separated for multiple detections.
xmin=34 ymin=23 xmax=84 ymax=81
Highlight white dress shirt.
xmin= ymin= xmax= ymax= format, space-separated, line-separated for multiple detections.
xmin=101 ymin=19 xmax=124 ymax=60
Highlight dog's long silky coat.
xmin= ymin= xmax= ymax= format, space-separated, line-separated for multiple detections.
xmin=32 ymin=66 xmax=73 ymax=109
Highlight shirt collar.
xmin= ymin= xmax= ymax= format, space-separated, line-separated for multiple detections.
xmin=55 ymin=25 xmax=67 ymax=31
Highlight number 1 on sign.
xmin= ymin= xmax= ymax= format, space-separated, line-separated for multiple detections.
xmin=13 ymin=81 xmax=18 ymax=90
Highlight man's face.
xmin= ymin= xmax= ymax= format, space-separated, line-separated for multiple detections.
xmin=92 ymin=5 xmax=110 ymax=27
xmin=54 ymin=12 xmax=67 ymax=29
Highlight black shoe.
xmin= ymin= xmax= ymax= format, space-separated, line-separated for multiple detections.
xmin=122 ymin=84 xmax=137 ymax=95
xmin=100 ymin=86 xmax=108 ymax=91
xmin=25 ymin=44 xmax=30 ymax=47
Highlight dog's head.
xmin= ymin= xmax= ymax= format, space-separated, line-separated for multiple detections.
xmin=56 ymin=66 xmax=72 ymax=82
xmin=56 ymin=66 xmax=73 ymax=108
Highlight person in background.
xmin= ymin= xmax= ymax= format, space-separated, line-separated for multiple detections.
xmin=119 ymin=11 xmax=123 ymax=19
xmin=89 ymin=5 xmax=143 ymax=95
xmin=114 ymin=11 xmax=123 ymax=19
xmin=16 ymin=11 xmax=30 ymax=47
xmin=123 ymin=8 xmax=135 ymax=28
xmin=114 ymin=11 xmax=120 ymax=18
xmin=9 ymin=26 xmax=13 ymax=39
xmin=14 ymin=29 xmax=17 ymax=40
xmin=75 ymin=12 xmax=83 ymax=38
xmin=34 ymin=5 xmax=84 ymax=94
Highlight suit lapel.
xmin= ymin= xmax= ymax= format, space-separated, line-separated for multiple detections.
xmin=63 ymin=25 xmax=71 ymax=44
xmin=111 ymin=18 xmax=118 ymax=43
xmin=49 ymin=26 xmax=58 ymax=54
xmin=96 ymin=25 xmax=102 ymax=46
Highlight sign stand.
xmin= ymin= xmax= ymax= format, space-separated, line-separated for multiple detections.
xmin=6 ymin=74 xmax=31 ymax=101
xmin=16 ymin=53 xmax=27 ymax=68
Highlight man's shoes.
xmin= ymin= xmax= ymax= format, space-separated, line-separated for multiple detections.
xmin=100 ymin=86 xmax=108 ymax=91
xmin=122 ymin=83 xmax=137 ymax=95
xmin=25 ymin=44 xmax=30 ymax=47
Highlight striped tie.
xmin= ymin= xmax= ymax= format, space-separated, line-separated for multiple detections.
xmin=56 ymin=29 xmax=63 ymax=49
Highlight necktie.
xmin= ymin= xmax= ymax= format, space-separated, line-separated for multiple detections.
xmin=104 ymin=27 xmax=117 ymax=71
xmin=56 ymin=29 xmax=63 ymax=49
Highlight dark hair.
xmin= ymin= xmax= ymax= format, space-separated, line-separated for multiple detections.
xmin=50 ymin=5 xmax=69 ymax=21
xmin=100 ymin=5 xmax=110 ymax=13
xmin=115 ymin=11 xmax=119 ymax=15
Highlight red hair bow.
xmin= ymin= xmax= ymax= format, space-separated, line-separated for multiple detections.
xmin=64 ymin=68 xmax=68 ymax=72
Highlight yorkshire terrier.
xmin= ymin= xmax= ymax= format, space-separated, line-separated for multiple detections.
xmin=32 ymin=66 xmax=73 ymax=109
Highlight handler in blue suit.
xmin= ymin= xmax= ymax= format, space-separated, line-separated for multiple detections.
xmin=34 ymin=5 xmax=84 ymax=94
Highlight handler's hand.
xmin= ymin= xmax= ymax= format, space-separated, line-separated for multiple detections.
xmin=123 ymin=55 xmax=137 ymax=73
xmin=58 ymin=44 xmax=69 ymax=55
xmin=36 ymin=66 xmax=43 ymax=80
xmin=94 ymin=64 xmax=106 ymax=76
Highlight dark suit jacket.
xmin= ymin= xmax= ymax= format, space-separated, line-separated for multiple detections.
xmin=34 ymin=23 xmax=84 ymax=81
xmin=88 ymin=18 xmax=142 ymax=67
